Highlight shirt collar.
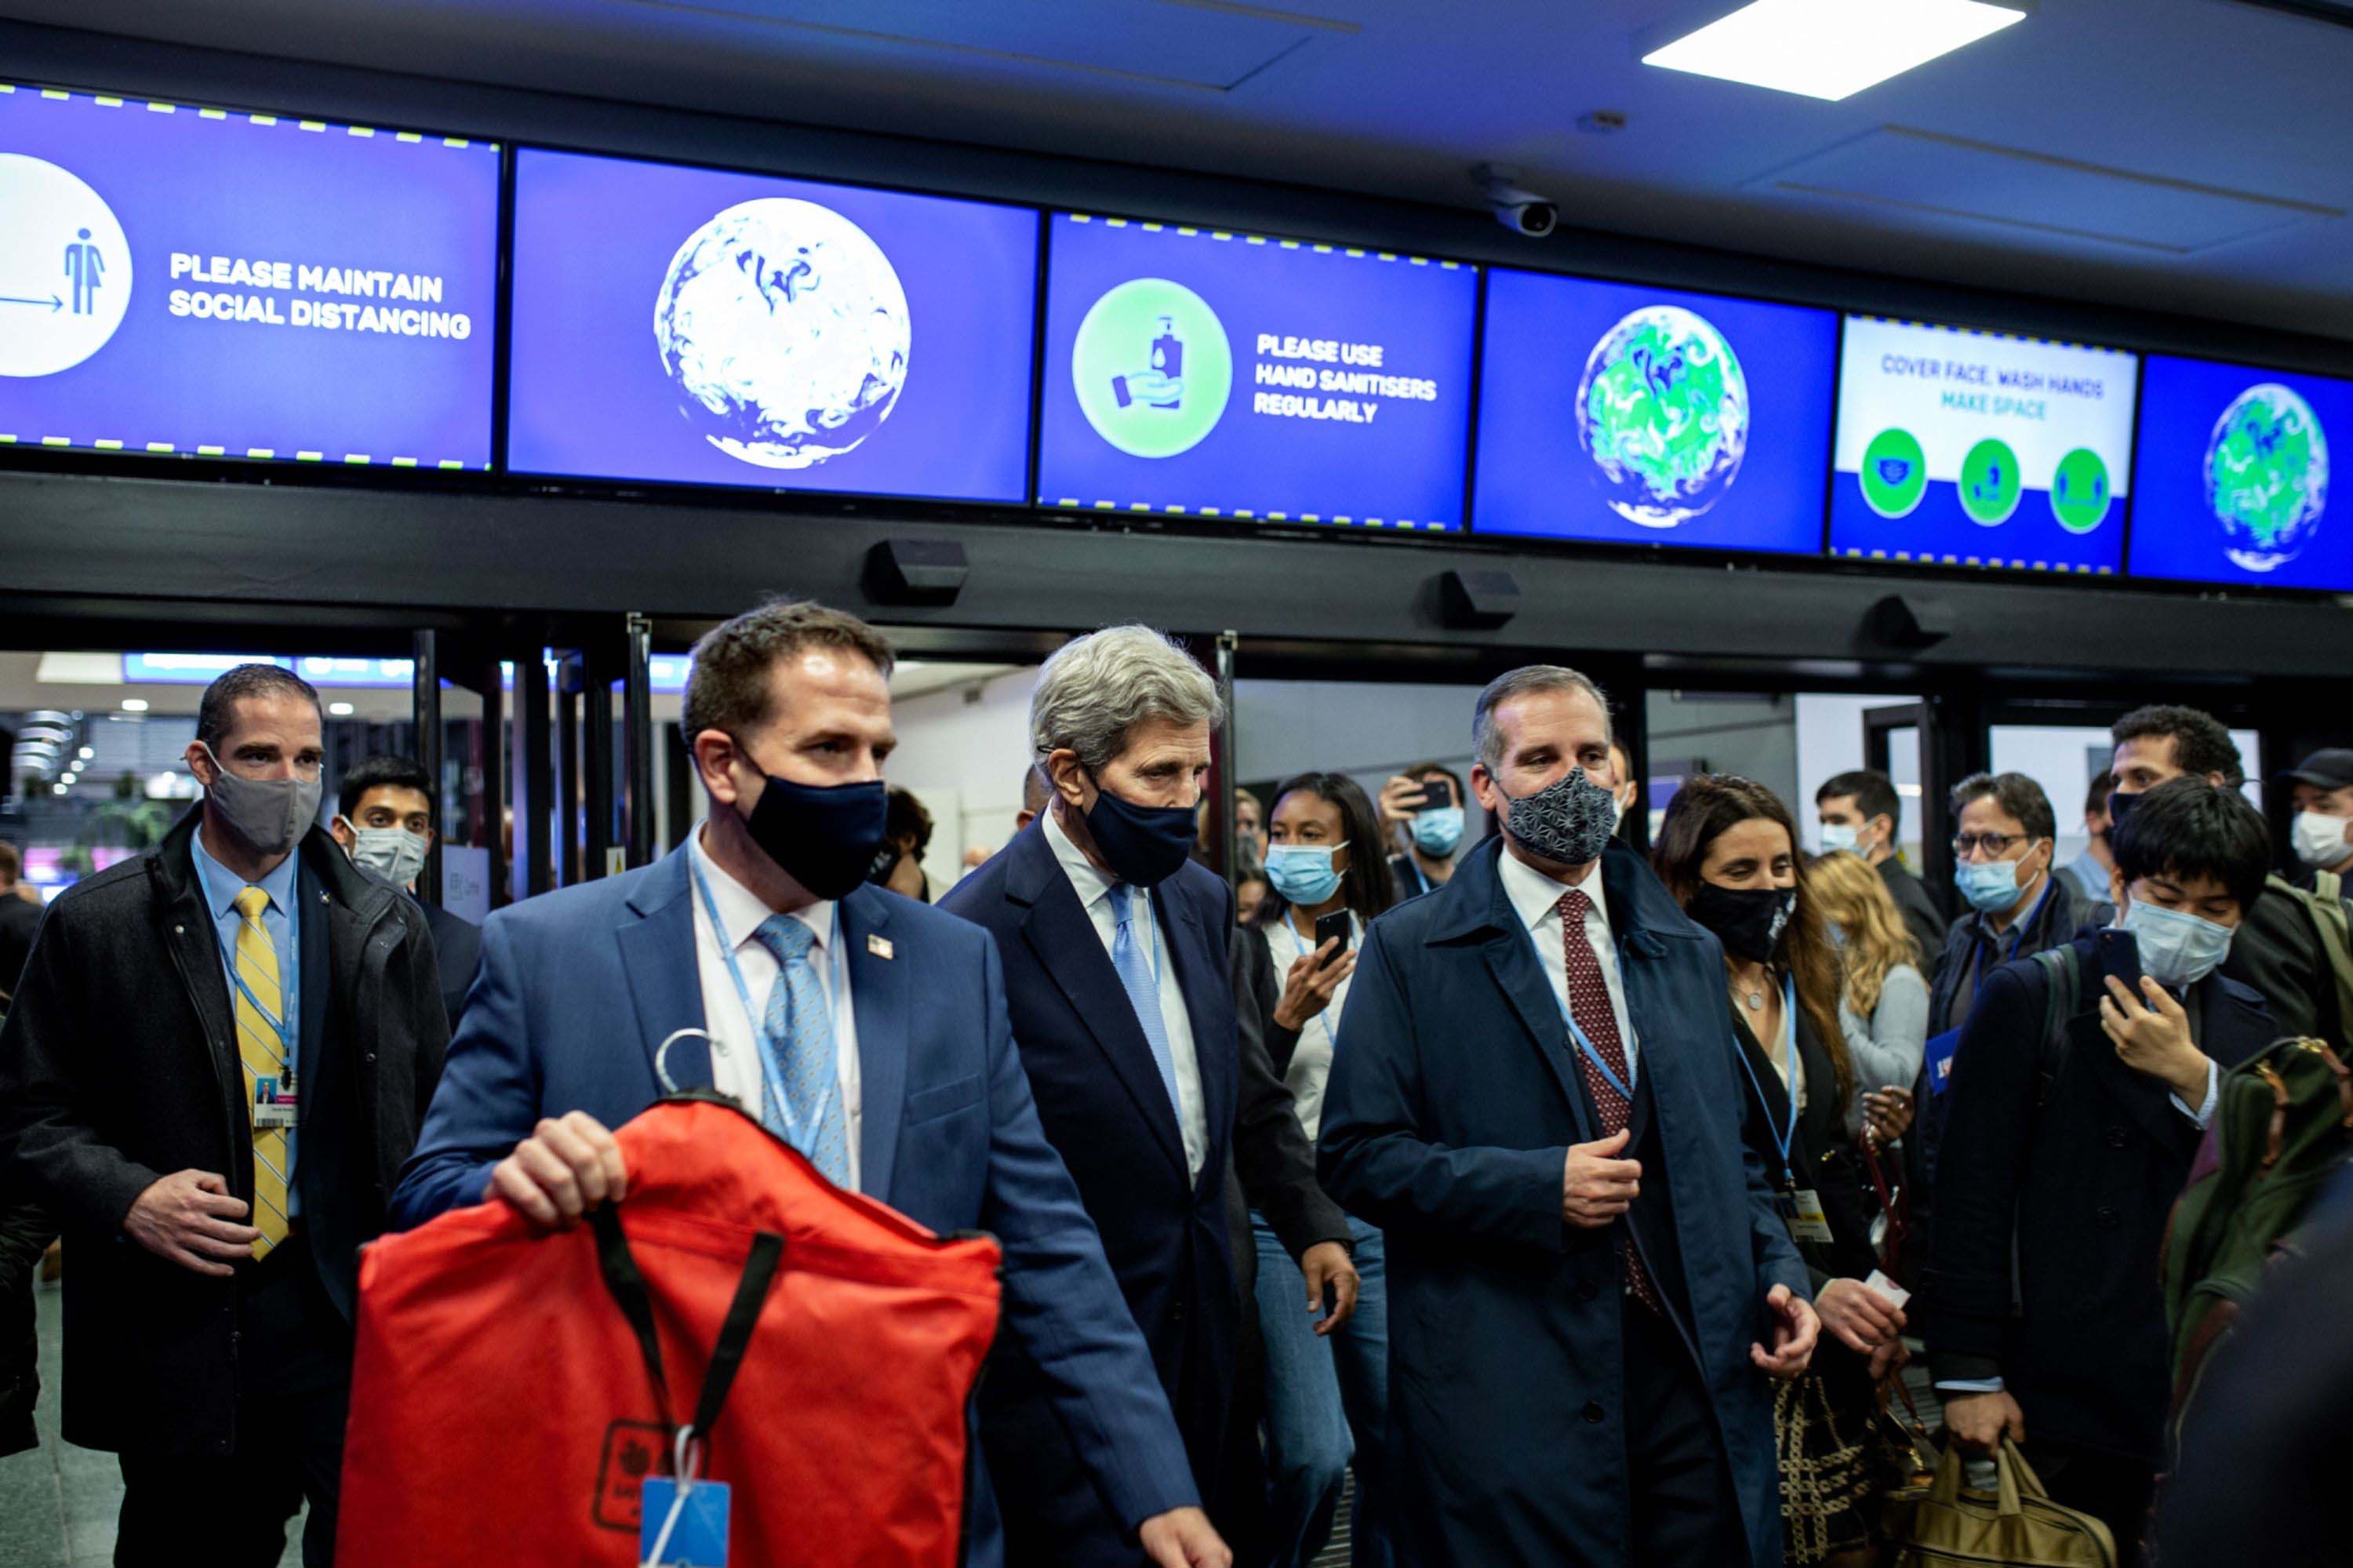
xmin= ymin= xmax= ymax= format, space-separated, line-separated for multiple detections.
xmin=1497 ymin=845 xmax=1613 ymax=940
xmin=1043 ymin=804 xmax=1124 ymax=912
xmin=190 ymin=824 xmax=300 ymax=922
xmin=690 ymin=827 xmax=836 ymax=954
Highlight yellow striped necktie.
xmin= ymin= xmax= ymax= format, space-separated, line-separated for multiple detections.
xmin=231 ymin=886 xmax=291 ymax=1257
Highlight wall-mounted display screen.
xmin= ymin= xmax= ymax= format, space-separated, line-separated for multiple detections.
xmin=0 ymin=83 xmax=498 ymax=467
xmin=1829 ymin=317 xmax=2137 ymax=573
xmin=507 ymin=149 xmax=1038 ymax=502
xmin=2127 ymin=355 xmax=2349 ymax=592
xmin=1037 ymin=214 xmax=1478 ymax=529
xmin=1471 ymin=269 xmax=1837 ymax=553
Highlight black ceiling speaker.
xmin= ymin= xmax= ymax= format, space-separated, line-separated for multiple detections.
xmin=1433 ymin=569 xmax=1522 ymax=630
xmin=862 ymin=538 xmax=969 ymax=607
xmin=1867 ymin=593 xmax=1955 ymax=649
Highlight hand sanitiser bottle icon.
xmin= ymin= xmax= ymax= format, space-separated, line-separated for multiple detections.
xmin=1111 ymin=315 xmax=1187 ymax=410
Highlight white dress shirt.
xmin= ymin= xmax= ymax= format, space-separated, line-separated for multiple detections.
xmin=1044 ymin=807 xmax=1209 ymax=1179
xmin=689 ymin=829 xmax=863 ymax=1191
xmin=1498 ymin=847 xmax=1641 ymax=1082
xmin=1264 ymin=911 xmax=1362 ymax=1142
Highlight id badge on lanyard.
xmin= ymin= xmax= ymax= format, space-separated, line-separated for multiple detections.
xmin=1733 ymin=977 xmax=1831 ymax=1243
xmin=227 ymin=951 xmax=298 ymax=1129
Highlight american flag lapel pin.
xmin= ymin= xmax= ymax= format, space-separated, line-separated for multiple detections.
xmin=867 ymin=934 xmax=895 ymax=960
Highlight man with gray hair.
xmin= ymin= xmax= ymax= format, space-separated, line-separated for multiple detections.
xmin=1320 ymin=664 xmax=1817 ymax=1567
xmin=944 ymin=626 xmax=1355 ymax=1565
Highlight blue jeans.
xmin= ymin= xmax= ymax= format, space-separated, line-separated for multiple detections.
xmin=1250 ymin=1211 xmax=1391 ymax=1568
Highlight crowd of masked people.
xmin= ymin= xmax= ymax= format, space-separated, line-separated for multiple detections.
xmin=3 ymin=602 xmax=2351 ymax=1568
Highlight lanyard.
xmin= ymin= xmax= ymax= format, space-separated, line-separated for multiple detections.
xmin=1535 ymin=902 xmax=1638 ymax=1103
xmin=1272 ymin=915 xmax=1350 ymax=1058
xmin=213 ymin=922 xmax=293 ymax=1071
xmin=1969 ymin=874 xmax=2058 ymax=997
xmin=1729 ymin=976 xmax=1801 ymax=1181
xmin=689 ymin=854 xmax=838 ymax=1146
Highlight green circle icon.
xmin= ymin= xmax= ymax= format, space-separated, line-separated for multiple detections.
xmin=1070 ymin=278 xmax=1231 ymax=459
xmin=1859 ymin=427 xmax=1928 ymax=518
xmin=1958 ymin=438 xmax=2022 ymax=526
xmin=2049 ymin=446 xmax=2112 ymax=534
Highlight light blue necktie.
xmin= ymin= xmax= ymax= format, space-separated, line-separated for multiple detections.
xmin=750 ymin=914 xmax=849 ymax=1185
xmin=1111 ymin=885 xmax=1183 ymax=1119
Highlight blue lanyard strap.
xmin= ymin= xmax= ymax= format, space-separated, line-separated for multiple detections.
xmin=1550 ymin=977 xmax=1635 ymax=1104
xmin=689 ymin=854 xmax=838 ymax=1144
xmin=213 ymin=927 xmax=293 ymax=1069
xmin=1273 ymin=916 xmax=1347 ymax=1056
xmin=1728 ymin=975 xmax=1801 ymax=1181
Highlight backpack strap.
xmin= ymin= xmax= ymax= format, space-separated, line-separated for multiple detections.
xmin=2031 ymin=946 xmax=2080 ymax=1111
xmin=2277 ymin=871 xmax=2353 ymax=1045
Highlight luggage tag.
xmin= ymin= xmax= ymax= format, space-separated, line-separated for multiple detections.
xmin=252 ymin=1073 xmax=299 ymax=1131
xmin=1779 ymin=1184 xmax=1835 ymax=1244
xmin=640 ymin=1429 xmax=729 ymax=1568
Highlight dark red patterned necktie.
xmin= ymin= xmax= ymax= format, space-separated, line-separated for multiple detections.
xmin=1558 ymin=888 xmax=1662 ymax=1315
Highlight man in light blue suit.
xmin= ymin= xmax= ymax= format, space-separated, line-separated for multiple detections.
xmin=392 ymin=600 xmax=1230 ymax=1568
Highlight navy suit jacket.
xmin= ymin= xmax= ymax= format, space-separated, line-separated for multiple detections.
xmin=391 ymin=842 xmax=1197 ymax=1563
xmin=1925 ymin=933 xmax=2274 ymax=1462
xmin=937 ymin=824 xmax=1242 ymax=1546
xmin=1318 ymin=839 xmax=1806 ymax=1568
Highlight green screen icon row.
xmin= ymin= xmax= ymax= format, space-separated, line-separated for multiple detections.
xmin=1858 ymin=428 xmax=2111 ymax=533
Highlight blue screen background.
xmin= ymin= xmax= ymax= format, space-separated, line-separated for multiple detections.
xmin=1037 ymin=216 xmax=1478 ymax=529
xmin=1470 ymin=270 xmax=1836 ymax=553
xmin=0 ymin=86 xmax=497 ymax=465
xmin=2129 ymin=355 xmax=2353 ymax=592
xmin=507 ymin=148 xmax=1038 ymax=502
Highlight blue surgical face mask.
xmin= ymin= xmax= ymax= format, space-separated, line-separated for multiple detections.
xmin=2121 ymin=898 xmax=2235 ymax=988
xmin=1955 ymin=857 xmax=2025 ymax=915
xmin=1265 ymin=842 xmax=1347 ymax=907
xmin=1410 ymin=806 xmax=1464 ymax=858
xmin=1820 ymin=822 xmax=1860 ymax=854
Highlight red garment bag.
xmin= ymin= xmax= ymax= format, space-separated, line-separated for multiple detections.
xmin=338 ymin=1096 xmax=1003 ymax=1566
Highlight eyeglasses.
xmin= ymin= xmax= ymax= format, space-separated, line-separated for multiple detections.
xmin=1951 ymin=831 xmax=2032 ymax=857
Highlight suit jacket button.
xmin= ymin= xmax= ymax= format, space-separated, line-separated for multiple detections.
xmin=2094 ymin=1206 xmax=2121 ymax=1228
xmin=2107 ymin=1126 xmax=2129 ymax=1149
xmin=1575 ymin=1279 xmax=1598 ymax=1302
xmin=1581 ymin=1401 xmax=1605 ymax=1424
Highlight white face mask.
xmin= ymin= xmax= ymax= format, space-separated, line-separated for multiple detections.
xmin=339 ymin=817 xmax=430 ymax=890
xmin=2293 ymin=811 xmax=2353 ymax=869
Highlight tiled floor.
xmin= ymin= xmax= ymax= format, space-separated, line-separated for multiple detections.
xmin=2 ymin=1280 xmax=303 ymax=1566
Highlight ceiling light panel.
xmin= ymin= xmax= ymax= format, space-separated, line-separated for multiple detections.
xmin=1643 ymin=0 xmax=2028 ymax=102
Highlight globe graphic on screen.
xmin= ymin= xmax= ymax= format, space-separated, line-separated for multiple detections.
xmin=2206 ymin=382 xmax=2327 ymax=573
xmin=1575 ymin=306 xmax=1747 ymax=528
xmin=654 ymin=198 xmax=911 ymax=470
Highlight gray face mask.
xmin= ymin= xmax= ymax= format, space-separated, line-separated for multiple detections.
xmin=199 ymin=743 xmax=322 ymax=857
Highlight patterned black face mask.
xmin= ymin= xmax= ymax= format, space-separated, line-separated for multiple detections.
xmin=1499 ymin=766 xmax=1618 ymax=868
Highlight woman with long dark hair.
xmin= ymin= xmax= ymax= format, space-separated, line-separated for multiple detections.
xmin=1653 ymin=774 xmax=1899 ymax=1568
xmin=1235 ymin=770 xmax=1396 ymax=1568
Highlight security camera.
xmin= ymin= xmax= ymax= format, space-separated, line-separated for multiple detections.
xmin=1473 ymin=163 xmax=1558 ymax=238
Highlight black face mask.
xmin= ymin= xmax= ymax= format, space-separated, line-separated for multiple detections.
xmin=1082 ymin=776 xmax=1198 ymax=888
xmin=1687 ymin=882 xmax=1796 ymax=965
xmin=2107 ymin=788 xmax=2142 ymax=831
xmin=735 ymin=747 xmax=889 ymax=902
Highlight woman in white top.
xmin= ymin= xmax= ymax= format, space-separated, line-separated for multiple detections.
xmin=1232 ymin=771 xmax=1397 ymax=1568
xmin=1806 ymin=848 xmax=1931 ymax=1142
